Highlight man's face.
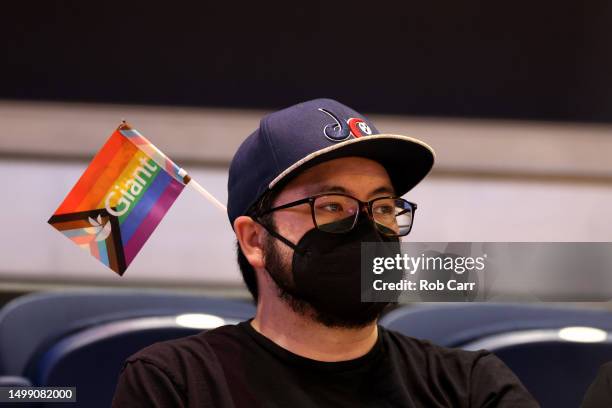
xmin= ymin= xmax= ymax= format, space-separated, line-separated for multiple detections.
xmin=261 ymin=156 xmax=395 ymax=327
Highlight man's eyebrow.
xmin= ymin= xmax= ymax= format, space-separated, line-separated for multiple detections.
xmin=304 ymin=184 xmax=350 ymax=196
xmin=368 ymin=186 xmax=395 ymax=197
xmin=306 ymin=185 xmax=348 ymax=195
xmin=304 ymin=184 xmax=395 ymax=197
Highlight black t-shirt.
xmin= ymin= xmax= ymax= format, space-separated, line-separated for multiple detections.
xmin=111 ymin=320 xmax=538 ymax=407
xmin=581 ymin=362 xmax=612 ymax=408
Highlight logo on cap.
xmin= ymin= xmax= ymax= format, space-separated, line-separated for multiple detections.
xmin=347 ymin=118 xmax=372 ymax=138
xmin=318 ymin=108 xmax=372 ymax=142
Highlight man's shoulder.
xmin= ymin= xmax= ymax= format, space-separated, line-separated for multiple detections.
xmin=382 ymin=325 xmax=489 ymax=357
xmin=125 ymin=322 xmax=244 ymax=369
xmin=381 ymin=327 xmax=540 ymax=406
xmin=113 ymin=324 xmax=246 ymax=407
xmin=381 ymin=326 xmax=492 ymax=370
xmin=598 ymin=360 xmax=612 ymax=375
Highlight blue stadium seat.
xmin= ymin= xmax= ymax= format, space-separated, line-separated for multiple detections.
xmin=380 ymin=303 xmax=612 ymax=346
xmin=463 ymin=329 xmax=612 ymax=408
xmin=23 ymin=314 xmax=230 ymax=408
xmin=0 ymin=375 xmax=31 ymax=387
xmin=0 ymin=290 xmax=255 ymax=380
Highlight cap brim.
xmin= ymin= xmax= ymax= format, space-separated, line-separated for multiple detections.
xmin=268 ymin=134 xmax=435 ymax=197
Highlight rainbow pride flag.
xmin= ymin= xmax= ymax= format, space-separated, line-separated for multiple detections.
xmin=48 ymin=122 xmax=190 ymax=275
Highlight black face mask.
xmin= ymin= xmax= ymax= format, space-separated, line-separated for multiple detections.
xmin=262 ymin=217 xmax=401 ymax=328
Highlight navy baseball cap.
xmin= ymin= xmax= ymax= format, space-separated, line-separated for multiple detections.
xmin=227 ymin=98 xmax=435 ymax=226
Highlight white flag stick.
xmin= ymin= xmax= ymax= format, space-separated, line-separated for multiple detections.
xmin=184 ymin=175 xmax=227 ymax=213
xmin=116 ymin=121 xmax=226 ymax=213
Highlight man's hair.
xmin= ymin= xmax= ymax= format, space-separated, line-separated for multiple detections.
xmin=236 ymin=189 xmax=278 ymax=302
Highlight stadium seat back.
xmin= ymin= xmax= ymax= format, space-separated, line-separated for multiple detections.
xmin=0 ymin=290 xmax=255 ymax=375
xmin=380 ymin=303 xmax=612 ymax=346
xmin=24 ymin=315 xmax=231 ymax=408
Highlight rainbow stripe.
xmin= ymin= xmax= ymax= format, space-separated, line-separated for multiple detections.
xmin=48 ymin=122 xmax=188 ymax=275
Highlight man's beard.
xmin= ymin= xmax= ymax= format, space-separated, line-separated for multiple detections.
xmin=262 ymin=231 xmax=389 ymax=329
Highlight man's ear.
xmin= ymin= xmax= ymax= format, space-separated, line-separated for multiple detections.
xmin=234 ymin=215 xmax=266 ymax=269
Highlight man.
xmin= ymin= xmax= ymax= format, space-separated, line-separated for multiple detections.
xmin=112 ymin=99 xmax=538 ymax=407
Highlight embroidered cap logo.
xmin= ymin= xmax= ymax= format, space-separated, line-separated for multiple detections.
xmin=348 ymin=118 xmax=372 ymax=138
xmin=318 ymin=108 xmax=373 ymax=142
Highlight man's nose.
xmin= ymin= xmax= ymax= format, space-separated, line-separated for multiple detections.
xmin=357 ymin=203 xmax=373 ymax=220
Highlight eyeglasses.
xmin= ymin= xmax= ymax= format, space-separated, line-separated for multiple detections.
xmin=254 ymin=193 xmax=417 ymax=237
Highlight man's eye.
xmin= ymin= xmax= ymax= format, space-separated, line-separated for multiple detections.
xmin=320 ymin=203 xmax=343 ymax=212
xmin=374 ymin=205 xmax=394 ymax=215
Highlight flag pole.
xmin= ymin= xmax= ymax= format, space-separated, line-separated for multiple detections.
xmin=116 ymin=121 xmax=227 ymax=214
xmin=183 ymin=174 xmax=227 ymax=213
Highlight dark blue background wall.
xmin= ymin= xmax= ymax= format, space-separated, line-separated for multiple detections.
xmin=2 ymin=1 xmax=612 ymax=122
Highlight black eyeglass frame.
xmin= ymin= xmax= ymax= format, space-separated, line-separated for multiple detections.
xmin=253 ymin=192 xmax=418 ymax=237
